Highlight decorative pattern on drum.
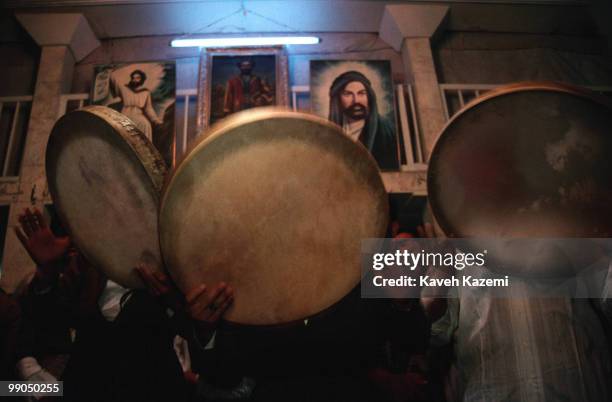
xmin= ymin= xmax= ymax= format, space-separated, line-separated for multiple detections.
xmin=46 ymin=106 xmax=168 ymax=288
xmin=160 ymin=108 xmax=388 ymax=325
xmin=428 ymin=82 xmax=612 ymax=237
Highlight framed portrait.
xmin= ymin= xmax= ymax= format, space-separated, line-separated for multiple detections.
xmin=197 ymin=47 xmax=289 ymax=133
xmin=91 ymin=61 xmax=176 ymax=166
xmin=310 ymin=60 xmax=400 ymax=170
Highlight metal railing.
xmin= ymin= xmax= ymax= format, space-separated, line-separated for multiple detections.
xmin=177 ymin=89 xmax=198 ymax=156
xmin=58 ymin=93 xmax=89 ymax=116
xmin=0 ymin=95 xmax=33 ymax=180
xmin=439 ymin=84 xmax=496 ymax=120
xmin=396 ymin=84 xmax=425 ymax=166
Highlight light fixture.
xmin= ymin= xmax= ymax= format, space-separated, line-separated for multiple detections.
xmin=171 ymin=36 xmax=320 ymax=48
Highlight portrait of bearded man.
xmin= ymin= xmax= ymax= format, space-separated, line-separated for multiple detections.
xmin=110 ymin=69 xmax=163 ymax=142
xmin=91 ymin=62 xmax=176 ymax=166
xmin=309 ymin=60 xmax=401 ymax=170
xmin=328 ymin=70 xmax=399 ymax=170
xmin=205 ymin=54 xmax=278 ymax=125
xmin=223 ymin=59 xmax=274 ymax=115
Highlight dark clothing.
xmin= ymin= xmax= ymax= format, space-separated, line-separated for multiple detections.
xmin=190 ymin=287 xmax=428 ymax=402
xmin=16 ymin=279 xmax=73 ymax=362
xmin=224 ymin=75 xmax=269 ymax=114
xmin=367 ymin=118 xmax=399 ymax=170
xmin=14 ymin=273 xmax=190 ymax=400
xmin=0 ymin=289 xmax=22 ymax=379
xmin=61 ymin=290 xmax=190 ymax=402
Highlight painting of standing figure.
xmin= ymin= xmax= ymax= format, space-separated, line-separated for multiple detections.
xmin=92 ymin=62 xmax=176 ymax=166
xmin=197 ymin=48 xmax=289 ymax=133
xmin=210 ymin=55 xmax=276 ymax=124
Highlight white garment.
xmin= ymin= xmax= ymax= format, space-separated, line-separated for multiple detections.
xmin=112 ymin=76 xmax=161 ymax=142
xmin=173 ymin=335 xmax=192 ymax=373
xmin=97 ymin=280 xmax=190 ymax=378
xmin=97 ymin=280 xmax=131 ymax=322
xmin=16 ymin=357 xmax=46 ymax=380
xmin=432 ymin=270 xmax=612 ymax=402
xmin=16 ymin=357 xmax=59 ymax=401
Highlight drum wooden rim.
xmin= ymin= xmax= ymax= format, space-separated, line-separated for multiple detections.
xmin=46 ymin=106 xmax=168 ymax=287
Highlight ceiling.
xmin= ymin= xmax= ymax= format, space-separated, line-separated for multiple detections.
xmin=2 ymin=0 xmax=591 ymax=5
xmin=3 ymin=0 xmax=601 ymax=40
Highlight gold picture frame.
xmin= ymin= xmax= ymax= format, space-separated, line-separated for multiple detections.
xmin=196 ymin=47 xmax=289 ymax=136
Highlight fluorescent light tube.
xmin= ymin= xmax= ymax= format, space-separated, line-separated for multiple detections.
xmin=171 ymin=36 xmax=320 ymax=47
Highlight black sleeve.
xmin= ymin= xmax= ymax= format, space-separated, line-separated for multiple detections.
xmin=16 ymin=276 xmax=73 ymax=361
xmin=372 ymin=120 xmax=400 ymax=170
xmin=0 ymin=289 xmax=22 ymax=379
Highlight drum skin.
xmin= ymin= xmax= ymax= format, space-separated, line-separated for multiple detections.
xmin=160 ymin=108 xmax=388 ymax=325
xmin=46 ymin=106 xmax=167 ymax=288
xmin=428 ymin=82 xmax=612 ymax=238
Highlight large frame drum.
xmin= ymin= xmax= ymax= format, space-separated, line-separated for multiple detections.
xmin=46 ymin=106 xmax=167 ymax=288
xmin=428 ymin=82 xmax=612 ymax=238
xmin=160 ymin=108 xmax=388 ymax=325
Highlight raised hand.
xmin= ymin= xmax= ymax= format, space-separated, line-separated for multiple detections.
xmin=134 ymin=264 xmax=183 ymax=312
xmin=14 ymin=208 xmax=70 ymax=267
xmin=185 ymin=282 xmax=233 ymax=344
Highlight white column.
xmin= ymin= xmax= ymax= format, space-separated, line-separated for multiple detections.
xmin=1 ymin=46 xmax=75 ymax=292
xmin=401 ymin=38 xmax=447 ymax=161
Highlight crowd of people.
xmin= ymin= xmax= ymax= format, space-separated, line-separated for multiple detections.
xmin=0 ymin=207 xmax=431 ymax=402
xmin=1 ymin=207 xmax=612 ymax=402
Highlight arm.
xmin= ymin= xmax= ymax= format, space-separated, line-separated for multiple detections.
xmin=14 ymin=208 xmax=70 ymax=289
xmin=144 ymin=93 xmax=162 ymax=125
xmin=184 ymin=283 xmax=233 ymax=349
xmin=134 ymin=265 xmax=234 ymax=345
xmin=135 ymin=265 xmax=234 ymax=374
xmin=13 ymin=209 xmax=76 ymax=370
xmin=0 ymin=289 xmax=21 ymax=378
xmin=252 ymin=77 xmax=273 ymax=106
xmin=15 ymin=207 xmax=105 ymax=325
xmin=223 ymin=79 xmax=235 ymax=114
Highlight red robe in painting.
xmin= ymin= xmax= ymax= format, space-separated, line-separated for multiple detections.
xmin=223 ymin=75 xmax=273 ymax=114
